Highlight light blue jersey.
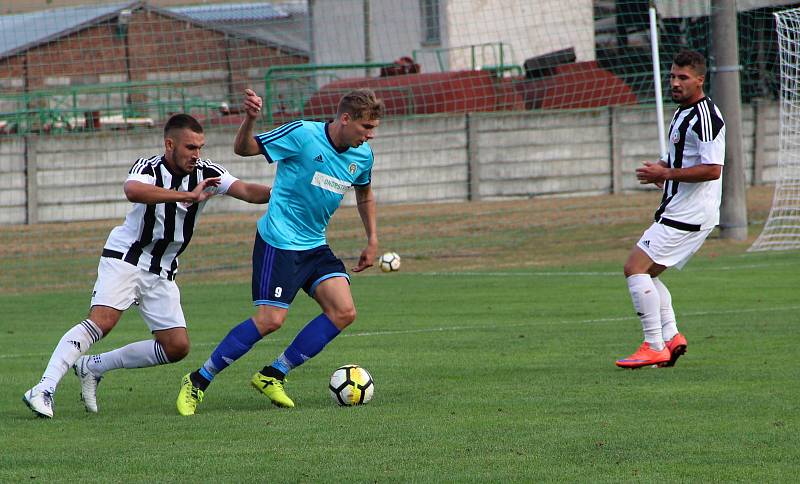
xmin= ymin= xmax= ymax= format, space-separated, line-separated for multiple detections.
xmin=255 ymin=120 xmax=374 ymax=250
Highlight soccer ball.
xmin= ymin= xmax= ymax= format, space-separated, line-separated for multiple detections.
xmin=329 ymin=364 xmax=374 ymax=406
xmin=378 ymin=251 xmax=401 ymax=272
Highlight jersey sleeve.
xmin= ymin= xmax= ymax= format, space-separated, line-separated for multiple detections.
xmin=697 ymin=130 xmax=725 ymax=166
xmin=200 ymin=161 xmax=239 ymax=195
xmin=692 ymin=104 xmax=726 ymax=166
xmin=126 ymin=158 xmax=156 ymax=184
xmin=352 ymin=146 xmax=374 ymax=187
xmin=254 ymin=121 xmax=305 ymax=163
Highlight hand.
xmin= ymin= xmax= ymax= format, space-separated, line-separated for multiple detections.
xmin=636 ymin=161 xmax=669 ymax=185
xmin=243 ymin=89 xmax=263 ymax=120
xmin=189 ymin=177 xmax=221 ymax=204
xmin=352 ymin=244 xmax=377 ymax=273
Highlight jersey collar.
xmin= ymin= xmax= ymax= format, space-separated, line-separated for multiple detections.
xmin=678 ymin=96 xmax=708 ymax=111
xmin=161 ymin=154 xmax=191 ymax=179
xmin=324 ymin=122 xmax=350 ymax=154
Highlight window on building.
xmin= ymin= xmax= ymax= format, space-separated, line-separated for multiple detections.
xmin=420 ymin=0 xmax=441 ymax=45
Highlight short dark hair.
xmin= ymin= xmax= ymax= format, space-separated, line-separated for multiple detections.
xmin=164 ymin=113 xmax=203 ymax=137
xmin=673 ymin=50 xmax=707 ymax=77
xmin=336 ymin=89 xmax=385 ymax=121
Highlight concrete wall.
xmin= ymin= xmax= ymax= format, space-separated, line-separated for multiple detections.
xmin=0 ymin=99 xmax=781 ymax=225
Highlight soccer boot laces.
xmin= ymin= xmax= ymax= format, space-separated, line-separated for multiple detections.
xmin=23 ymin=387 xmax=54 ymax=418
xmin=250 ymin=372 xmax=295 ymax=408
xmin=176 ymin=373 xmax=205 ymax=416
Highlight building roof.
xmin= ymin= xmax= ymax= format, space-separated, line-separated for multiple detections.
xmin=169 ymin=2 xmax=303 ymax=23
xmin=0 ymin=1 xmax=309 ymax=61
xmin=169 ymin=2 xmax=309 ymax=53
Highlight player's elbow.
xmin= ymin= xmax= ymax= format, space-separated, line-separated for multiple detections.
xmin=123 ymin=181 xmax=143 ymax=203
xmin=243 ymin=184 xmax=270 ymax=204
xmin=234 ymin=142 xmax=259 ymax=157
xmin=707 ymin=165 xmax=722 ymax=180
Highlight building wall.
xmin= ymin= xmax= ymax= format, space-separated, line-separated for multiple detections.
xmin=0 ymin=7 xmax=308 ymax=121
xmin=0 ymin=100 xmax=780 ymax=225
xmin=311 ymin=0 xmax=595 ymax=76
xmin=444 ymin=0 xmax=595 ymax=70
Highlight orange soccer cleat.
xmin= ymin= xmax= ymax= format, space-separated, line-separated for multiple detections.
xmin=659 ymin=333 xmax=688 ymax=367
xmin=615 ymin=342 xmax=671 ymax=369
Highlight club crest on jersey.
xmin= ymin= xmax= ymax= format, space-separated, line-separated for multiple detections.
xmin=671 ymin=131 xmax=680 ymax=144
xmin=348 ymin=163 xmax=357 ymax=175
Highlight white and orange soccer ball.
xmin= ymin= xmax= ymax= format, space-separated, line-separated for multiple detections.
xmin=329 ymin=364 xmax=374 ymax=406
xmin=378 ymin=252 xmax=401 ymax=272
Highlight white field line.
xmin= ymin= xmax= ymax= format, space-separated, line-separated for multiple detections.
xmin=422 ymin=262 xmax=785 ymax=277
xmin=4 ymin=304 xmax=799 ymax=360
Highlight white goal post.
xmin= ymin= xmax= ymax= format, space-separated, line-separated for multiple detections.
xmin=749 ymin=7 xmax=800 ymax=252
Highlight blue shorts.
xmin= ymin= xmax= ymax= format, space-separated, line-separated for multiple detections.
xmin=251 ymin=231 xmax=349 ymax=308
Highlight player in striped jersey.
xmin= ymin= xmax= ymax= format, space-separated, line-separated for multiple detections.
xmin=176 ymin=88 xmax=383 ymax=415
xmin=616 ymin=50 xmax=725 ymax=369
xmin=23 ymin=114 xmax=272 ymax=418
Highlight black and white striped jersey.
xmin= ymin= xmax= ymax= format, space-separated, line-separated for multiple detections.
xmin=655 ymin=96 xmax=726 ymax=231
xmin=102 ymin=155 xmax=238 ymax=280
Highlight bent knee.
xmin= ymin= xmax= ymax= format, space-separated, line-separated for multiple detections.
xmin=163 ymin=341 xmax=190 ymax=362
xmin=252 ymin=314 xmax=285 ymax=335
xmin=623 ymin=263 xmax=637 ymax=278
xmin=330 ymin=307 xmax=356 ymax=328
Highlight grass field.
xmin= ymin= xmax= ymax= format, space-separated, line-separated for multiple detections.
xmin=1 ymin=186 xmax=799 ymax=481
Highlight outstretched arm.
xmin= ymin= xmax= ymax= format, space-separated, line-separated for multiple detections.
xmin=124 ymin=178 xmax=220 ymax=204
xmin=636 ymin=161 xmax=721 ymax=185
xmin=352 ymin=185 xmax=378 ymax=273
xmin=233 ymin=88 xmax=263 ymax=157
xmin=226 ymin=180 xmax=271 ymax=204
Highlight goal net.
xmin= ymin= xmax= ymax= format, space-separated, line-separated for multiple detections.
xmin=0 ymin=1 xmax=790 ymax=292
xmin=749 ymin=6 xmax=800 ymax=252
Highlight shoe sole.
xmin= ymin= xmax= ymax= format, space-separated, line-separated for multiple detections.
xmin=615 ymin=360 xmax=670 ymax=369
xmin=22 ymin=394 xmax=52 ymax=419
xmin=658 ymin=344 xmax=687 ymax=368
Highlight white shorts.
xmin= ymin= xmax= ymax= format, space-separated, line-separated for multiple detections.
xmin=91 ymin=257 xmax=186 ymax=332
xmin=637 ymin=222 xmax=712 ymax=270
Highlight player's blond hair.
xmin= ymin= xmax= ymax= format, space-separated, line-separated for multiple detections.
xmin=336 ymin=89 xmax=384 ymax=121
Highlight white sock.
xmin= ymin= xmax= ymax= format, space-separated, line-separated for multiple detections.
xmin=626 ymin=274 xmax=664 ymax=350
xmin=87 ymin=340 xmax=169 ymax=376
xmin=652 ymin=277 xmax=678 ymax=341
xmin=37 ymin=319 xmax=102 ymax=394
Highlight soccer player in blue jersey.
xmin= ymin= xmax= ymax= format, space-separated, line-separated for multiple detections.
xmin=176 ymin=88 xmax=383 ymax=414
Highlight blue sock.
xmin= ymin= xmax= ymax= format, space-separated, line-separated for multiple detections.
xmin=271 ymin=314 xmax=340 ymax=375
xmin=201 ymin=319 xmax=262 ymax=381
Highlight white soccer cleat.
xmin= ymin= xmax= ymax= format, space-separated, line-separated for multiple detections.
xmin=23 ymin=388 xmax=54 ymax=418
xmin=73 ymin=356 xmax=102 ymax=413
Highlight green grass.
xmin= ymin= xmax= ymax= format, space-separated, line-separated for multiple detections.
xmin=1 ymin=249 xmax=798 ymax=482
